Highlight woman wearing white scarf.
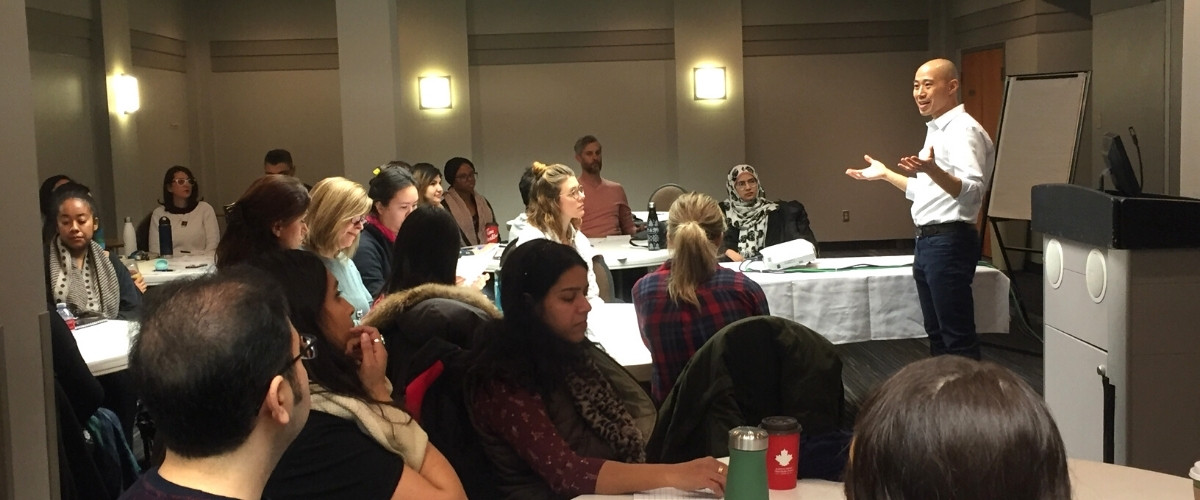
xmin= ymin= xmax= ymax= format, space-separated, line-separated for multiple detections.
xmin=718 ymin=164 xmax=819 ymax=262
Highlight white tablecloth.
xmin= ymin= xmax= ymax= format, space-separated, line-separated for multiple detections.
xmin=72 ymin=319 xmax=135 ymax=375
xmin=726 ymin=255 xmax=1010 ymax=344
xmin=135 ymin=252 xmax=215 ymax=286
xmin=587 ymin=303 xmax=651 ymax=381
xmin=486 ymin=236 xmax=669 ymax=272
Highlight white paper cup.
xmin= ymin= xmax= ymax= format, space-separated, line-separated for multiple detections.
xmin=1189 ymin=461 xmax=1200 ymax=500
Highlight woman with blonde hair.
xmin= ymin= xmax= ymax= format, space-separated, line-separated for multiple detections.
xmin=632 ymin=192 xmax=770 ymax=401
xmin=306 ymin=177 xmax=374 ymax=323
xmin=508 ymin=162 xmax=603 ymax=306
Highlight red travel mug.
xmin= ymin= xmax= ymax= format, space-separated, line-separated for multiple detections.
xmin=484 ymin=222 xmax=500 ymax=244
xmin=761 ymin=416 xmax=801 ymax=490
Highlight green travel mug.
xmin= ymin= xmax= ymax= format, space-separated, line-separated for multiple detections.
xmin=726 ymin=426 xmax=768 ymax=500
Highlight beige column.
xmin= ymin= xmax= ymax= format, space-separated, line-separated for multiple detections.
xmin=1180 ymin=0 xmax=1200 ymax=197
xmin=99 ymin=0 xmax=145 ymax=229
xmin=673 ymin=0 xmax=747 ymax=199
xmin=0 ymin=0 xmax=54 ymax=497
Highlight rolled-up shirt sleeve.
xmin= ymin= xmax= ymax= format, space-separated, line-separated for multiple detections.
xmin=473 ymin=382 xmax=606 ymax=496
xmin=944 ymin=123 xmax=990 ymax=207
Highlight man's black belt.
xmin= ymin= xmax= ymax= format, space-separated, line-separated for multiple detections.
xmin=916 ymin=221 xmax=973 ymax=237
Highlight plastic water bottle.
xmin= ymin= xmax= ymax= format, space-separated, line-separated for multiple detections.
xmin=646 ymin=201 xmax=662 ymax=251
xmin=158 ymin=216 xmax=173 ymax=256
xmin=726 ymin=426 xmax=769 ymax=500
xmin=56 ymin=302 xmax=77 ymax=331
xmin=122 ymin=217 xmax=137 ymax=257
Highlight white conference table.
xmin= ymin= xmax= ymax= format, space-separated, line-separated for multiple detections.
xmin=134 ymin=252 xmax=216 ymax=286
xmin=485 ymin=235 xmax=669 ymax=273
xmin=72 ymin=319 xmax=135 ymax=376
xmin=727 ymin=255 xmax=1010 ymax=344
xmin=576 ymin=458 xmax=1192 ymax=499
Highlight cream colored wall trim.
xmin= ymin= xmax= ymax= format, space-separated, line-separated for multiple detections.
xmin=743 ymin=20 xmax=928 ymax=57
xmin=469 ymin=29 xmax=674 ymax=65
xmin=210 ymin=38 xmax=339 ymax=72
xmin=25 ymin=8 xmax=93 ymax=58
xmin=132 ymin=30 xmax=185 ymax=72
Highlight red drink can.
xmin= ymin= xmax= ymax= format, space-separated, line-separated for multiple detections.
xmin=484 ymin=222 xmax=500 ymax=244
xmin=761 ymin=416 xmax=801 ymax=490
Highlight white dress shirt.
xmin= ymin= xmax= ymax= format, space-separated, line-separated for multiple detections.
xmin=905 ymin=104 xmax=995 ymax=226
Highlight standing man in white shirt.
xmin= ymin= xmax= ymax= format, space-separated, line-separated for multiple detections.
xmin=845 ymin=58 xmax=994 ymax=359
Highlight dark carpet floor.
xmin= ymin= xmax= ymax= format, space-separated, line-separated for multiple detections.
xmin=820 ymin=242 xmax=1045 ymax=426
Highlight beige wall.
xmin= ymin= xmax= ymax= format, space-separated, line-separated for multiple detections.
xmin=201 ymin=0 xmax=343 ymax=205
xmin=30 ymin=50 xmax=107 ymax=207
xmin=208 ymin=70 xmax=344 ymax=205
xmin=1092 ymin=2 xmax=1172 ymax=194
xmin=471 ymin=60 xmax=676 ymax=236
xmin=136 ymin=68 xmax=193 ymax=211
xmin=744 ymin=52 xmax=929 ymax=242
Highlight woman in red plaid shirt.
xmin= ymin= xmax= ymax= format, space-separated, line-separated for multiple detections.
xmin=632 ymin=192 xmax=770 ymax=402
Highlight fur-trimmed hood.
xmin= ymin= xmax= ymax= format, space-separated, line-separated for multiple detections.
xmin=364 ymin=283 xmax=500 ymax=331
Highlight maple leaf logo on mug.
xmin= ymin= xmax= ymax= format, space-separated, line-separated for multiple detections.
xmin=775 ymin=449 xmax=794 ymax=467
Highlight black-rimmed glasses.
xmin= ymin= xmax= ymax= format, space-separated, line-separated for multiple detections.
xmin=279 ymin=334 xmax=317 ymax=375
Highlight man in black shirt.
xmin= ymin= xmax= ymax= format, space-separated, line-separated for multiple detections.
xmin=120 ymin=270 xmax=311 ymax=499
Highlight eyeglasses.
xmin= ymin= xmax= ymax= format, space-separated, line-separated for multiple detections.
xmin=347 ymin=215 xmax=368 ymax=226
xmin=561 ymin=186 xmax=585 ymax=200
xmin=278 ymin=334 xmax=317 ymax=376
xmin=171 ymin=178 xmax=196 ymax=186
xmin=455 ymin=171 xmax=478 ymax=181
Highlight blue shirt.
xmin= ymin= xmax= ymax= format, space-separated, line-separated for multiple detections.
xmin=321 ymin=253 xmax=373 ymax=324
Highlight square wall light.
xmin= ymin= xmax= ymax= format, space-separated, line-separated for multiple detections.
xmin=114 ymin=74 xmax=140 ymax=114
xmin=419 ymin=76 xmax=452 ymax=109
xmin=693 ymin=67 xmax=726 ymax=100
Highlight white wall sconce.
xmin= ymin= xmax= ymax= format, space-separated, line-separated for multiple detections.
xmin=114 ymin=73 xmax=140 ymax=114
xmin=419 ymin=75 xmax=452 ymax=109
xmin=693 ymin=67 xmax=727 ymax=100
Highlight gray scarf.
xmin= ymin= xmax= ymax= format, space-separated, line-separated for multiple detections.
xmin=48 ymin=237 xmax=120 ymax=319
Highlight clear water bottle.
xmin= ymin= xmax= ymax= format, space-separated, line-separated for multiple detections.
xmin=56 ymin=302 xmax=77 ymax=331
xmin=158 ymin=216 xmax=173 ymax=256
xmin=646 ymin=201 xmax=662 ymax=251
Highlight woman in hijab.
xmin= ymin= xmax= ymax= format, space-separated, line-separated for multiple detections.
xmin=718 ymin=164 xmax=818 ymax=262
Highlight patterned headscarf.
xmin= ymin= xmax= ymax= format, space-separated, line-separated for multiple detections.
xmin=724 ymin=164 xmax=777 ymax=257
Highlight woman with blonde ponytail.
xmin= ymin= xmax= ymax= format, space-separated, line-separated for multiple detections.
xmin=632 ymin=192 xmax=770 ymax=401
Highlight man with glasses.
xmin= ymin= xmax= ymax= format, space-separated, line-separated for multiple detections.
xmin=574 ymin=135 xmax=639 ymax=238
xmin=121 ymin=270 xmax=312 ymax=499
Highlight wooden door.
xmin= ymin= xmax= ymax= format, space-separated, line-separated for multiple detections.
xmin=961 ymin=46 xmax=1004 ymax=258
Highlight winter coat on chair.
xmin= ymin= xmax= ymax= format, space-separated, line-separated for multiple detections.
xmin=647 ymin=316 xmax=847 ymax=479
xmin=362 ymin=283 xmax=502 ymax=499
